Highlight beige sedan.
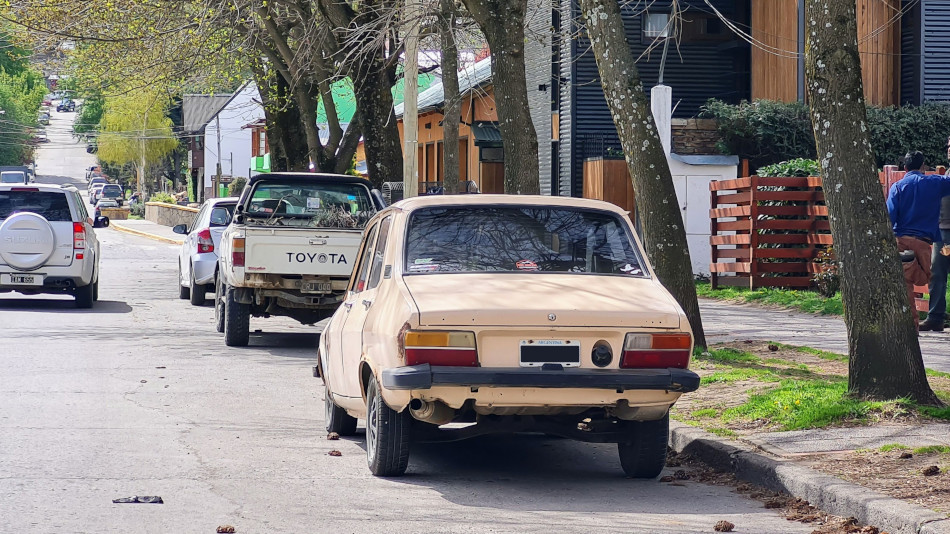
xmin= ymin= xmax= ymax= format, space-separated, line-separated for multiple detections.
xmin=317 ymin=195 xmax=699 ymax=477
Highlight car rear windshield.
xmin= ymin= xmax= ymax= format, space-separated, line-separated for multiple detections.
xmin=243 ymin=181 xmax=375 ymax=228
xmin=405 ymin=206 xmax=646 ymax=276
xmin=0 ymin=191 xmax=72 ymax=221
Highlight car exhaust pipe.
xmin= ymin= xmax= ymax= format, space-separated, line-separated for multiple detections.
xmin=409 ymin=399 xmax=455 ymax=425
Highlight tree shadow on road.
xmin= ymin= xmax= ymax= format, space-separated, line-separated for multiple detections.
xmin=0 ymin=298 xmax=132 ymax=313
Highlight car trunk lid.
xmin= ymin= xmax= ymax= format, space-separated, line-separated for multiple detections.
xmin=403 ymin=273 xmax=682 ymax=328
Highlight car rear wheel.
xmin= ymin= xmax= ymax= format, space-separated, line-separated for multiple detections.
xmin=75 ymin=282 xmax=94 ymax=309
xmin=214 ymin=277 xmax=225 ymax=333
xmin=189 ymin=265 xmax=205 ymax=306
xmin=617 ymin=414 xmax=669 ymax=479
xmin=365 ymin=375 xmax=411 ymax=476
xmin=223 ymin=285 xmax=249 ymax=347
xmin=325 ymin=387 xmax=358 ymax=436
xmin=177 ymin=266 xmax=189 ymax=300
xmin=92 ymin=277 xmax=99 ymax=301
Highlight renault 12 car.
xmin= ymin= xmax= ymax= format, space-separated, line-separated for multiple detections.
xmin=0 ymin=184 xmax=109 ymax=307
xmin=174 ymin=197 xmax=238 ymax=306
xmin=317 ymin=195 xmax=700 ymax=477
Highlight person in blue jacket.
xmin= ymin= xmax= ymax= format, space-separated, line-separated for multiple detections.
xmin=886 ymin=151 xmax=950 ymax=328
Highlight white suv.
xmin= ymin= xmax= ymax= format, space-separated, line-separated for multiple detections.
xmin=0 ymin=184 xmax=108 ymax=307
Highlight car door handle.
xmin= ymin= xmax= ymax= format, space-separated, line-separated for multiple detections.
xmin=343 ymin=302 xmax=353 ymax=310
xmin=362 ymin=300 xmax=372 ymax=309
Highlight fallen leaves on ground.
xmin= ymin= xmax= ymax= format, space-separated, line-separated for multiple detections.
xmin=216 ymin=526 xmax=235 ymax=534
xmin=714 ymin=520 xmax=734 ymax=532
xmin=327 ymin=432 xmax=340 ymax=440
xmin=328 ymin=450 xmax=342 ymax=457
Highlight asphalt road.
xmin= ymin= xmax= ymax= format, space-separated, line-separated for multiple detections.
xmin=0 ymin=107 xmax=818 ymax=533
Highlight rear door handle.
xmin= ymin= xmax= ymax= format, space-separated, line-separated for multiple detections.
xmin=362 ymin=300 xmax=372 ymax=309
xmin=343 ymin=302 xmax=353 ymax=310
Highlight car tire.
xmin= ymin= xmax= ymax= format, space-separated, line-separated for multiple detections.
xmin=325 ymin=387 xmax=358 ymax=436
xmin=189 ymin=266 xmax=206 ymax=306
xmin=178 ymin=266 xmax=189 ymax=300
xmin=75 ymin=282 xmax=94 ymax=309
xmin=214 ymin=277 xmax=225 ymax=333
xmin=365 ymin=375 xmax=411 ymax=476
xmin=223 ymin=285 xmax=249 ymax=347
xmin=617 ymin=414 xmax=669 ymax=479
xmin=92 ymin=277 xmax=99 ymax=301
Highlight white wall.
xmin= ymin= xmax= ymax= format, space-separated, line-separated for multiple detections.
xmin=652 ymin=85 xmax=738 ymax=277
xmin=203 ymin=83 xmax=264 ymax=190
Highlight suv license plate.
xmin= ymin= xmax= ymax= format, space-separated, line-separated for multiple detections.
xmin=302 ymin=281 xmax=332 ymax=293
xmin=520 ymin=340 xmax=581 ymax=367
xmin=1 ymin=273 xmax=43 ymax=286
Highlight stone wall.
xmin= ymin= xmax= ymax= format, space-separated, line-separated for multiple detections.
xmin=145 ymin=202 xmax=199 ymax=228
xmin=671 ymin=118 xmax=723 ymax=156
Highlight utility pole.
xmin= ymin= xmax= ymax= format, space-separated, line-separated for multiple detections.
xmin=214 ymin=115 xmax=222 ymax=198
xmin=402 ymin=0 xmax=420 ymax=198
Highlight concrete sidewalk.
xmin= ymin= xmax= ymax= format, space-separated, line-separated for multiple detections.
xmin=683 ymin=298 xmax=950 ymax=533
xmin=108 ymin=218 xmax=184 ymax=245
xmin=700 ymin=298 xmax=950 ymax=372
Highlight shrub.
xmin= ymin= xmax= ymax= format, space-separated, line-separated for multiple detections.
xmin=702 ymin=99 xmax=950 ymax=171
xmin=757 ymin=158 xmax=820 ymax=177
xmin=149 ymin=192 xmax=176 ymax=204
xmin=228 ymin=176 xmax=247 ymax=197
xmin=129 ymin=202 xmax=145 ymax=217
xmin=812 ymin=247 xmax=840 ymax=298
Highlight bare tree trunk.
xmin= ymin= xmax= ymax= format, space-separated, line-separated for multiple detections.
xmin=461 ymin=0 xmax=539 ymax=194
xmin=580 ymin=0 xmax=706 ymax=348
xmin=804 ymin=0 xmax=939 ymax=404
xmin=252 ymin=63 xmax=310 ymax=172
xmin=439 ymin=0 xmax=461 ymax=194
xmin=352 ymin=63 xmax=403 ymax=187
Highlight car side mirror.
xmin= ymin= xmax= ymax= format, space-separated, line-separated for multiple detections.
xmin=94 ymin=216 xmax=110 ymax=228
xmin=172 ymin=224 xmax=187 ymax=234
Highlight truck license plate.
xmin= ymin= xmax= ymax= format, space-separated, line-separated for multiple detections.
xmin=302 ymin=281 xmax=332 ymax=293
xmin=520 ymin=340 xmax=581 ymax=367
xmin=1 ymin=273 xmax=43 ymax=286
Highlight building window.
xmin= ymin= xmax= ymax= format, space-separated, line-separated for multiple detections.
xmin=643 ymin=12 xmax=670 ymax=42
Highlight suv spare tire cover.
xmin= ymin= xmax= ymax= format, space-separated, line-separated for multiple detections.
xmin=0 ymin=212 xmax=57 ymax=270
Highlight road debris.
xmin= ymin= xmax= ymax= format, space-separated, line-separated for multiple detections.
xmin=922 ymin=465 xmax=941 ymax=476
xmin=328 ymin=450 xmax=342 ymax=457
xmin=714 ymin=520 xmax=734 ymax=532
xmin=327 ymin=432 xmax=340 ymax=440
xmin=216 ymin=526 xmax=235 ymax=533
xmin=112 ymin=496 xmax=163 ymax=504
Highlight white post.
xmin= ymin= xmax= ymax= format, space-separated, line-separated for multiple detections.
xmin=402 ymin=0 xmax=420 ymax=198
xmin=650 ymin=84 xmax=673 ymax=156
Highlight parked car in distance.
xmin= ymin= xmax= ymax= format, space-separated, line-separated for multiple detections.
xmin=318 ymin=195 xmax=700 ymax=477
xmin=98 ymin=184 xmax=123 ymax=205
xmin=33 ymin=130 xmax=49 ymax=143
xmin=0 ymin=183 xmax=109 ymax=307
xmin=173 ymin=197 xmax=238 ymax=306
xmin=38 ymin=111 xmax=50 ymax=125
xmin=90 ymin=184 xmax=106 ymax=204
xmin=1 ymin=171 xmax=29 ymax=184
xmin=88 ymin=177 xmax=108 ymax=190
xmin=94 ymin=198 xmax=119 ymax=218
xmin=56 ymin=99 xmax=75 ymax=112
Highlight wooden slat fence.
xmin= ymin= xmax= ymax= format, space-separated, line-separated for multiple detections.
xmin=710 ymin=167 xmax=946 ymax=313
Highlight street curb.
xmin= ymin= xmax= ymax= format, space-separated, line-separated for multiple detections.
xmin=669 ymin=422 xmax=950 ymax=534
xmin=109 ymin=222 xmax=183 ymax=245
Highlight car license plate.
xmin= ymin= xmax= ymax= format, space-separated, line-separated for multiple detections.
xmin=302 ymin=281 xmax=332 ymax=293
xmin=1 ymin=273 xmax=43 ymax=286
xmin=520 ymin=340 xmax=581 ymax=367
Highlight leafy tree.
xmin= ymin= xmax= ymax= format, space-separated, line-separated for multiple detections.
xmin=73 ymin=94 xmax=104 ymax=136
xmin=97 ymin=89 xmax=178 ymax=195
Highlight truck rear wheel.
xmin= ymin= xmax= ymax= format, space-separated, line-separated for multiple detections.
xmin=224 ymin=285 xmax=249 ymax=347
xmin=214 ymin=277 xmax=225 ymax=333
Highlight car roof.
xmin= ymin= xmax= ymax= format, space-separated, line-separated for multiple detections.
xmin=0 ymin=183 xmax=72 ymax=193
xmin=247 ymin=172 xmax=374 ymax=188
xmin=387 ymin=194 xmax=631 ymax=217
xmin=204 ymin=196 xmax=239 ymax=205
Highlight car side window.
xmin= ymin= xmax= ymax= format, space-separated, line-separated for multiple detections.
xmin=366 ymin=216 xmax=392 ymax=290
xmin=351 ymin=223 xmax=379 ymax=294
xmin=189 ymin=205 xmax=206 ymax=233
xmin=209 ymin=206 xmax=232 ymax=226
xmin=74 ymin=192 xmax=88 ymax=221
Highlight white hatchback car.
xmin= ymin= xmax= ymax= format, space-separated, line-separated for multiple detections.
xmin=0 ymin=184 xmax=108 ymax=307
xmin=174 ymin=197 xmax=238 ymax=305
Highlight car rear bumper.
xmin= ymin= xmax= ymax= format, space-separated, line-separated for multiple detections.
xmin=191 ymin=253 xmax=219 ymax=285
xmin=382 ymin=364 xmax=700 ymax=392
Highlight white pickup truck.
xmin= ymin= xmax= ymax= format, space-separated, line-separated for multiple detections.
xmin=216 ymin=173 xmax=385 ymax=346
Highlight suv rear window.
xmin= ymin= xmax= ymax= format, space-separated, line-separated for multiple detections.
xmin=1 ymin=171 xmax=27 ymax=184
xmin=0 ymin=191 xmax=72 ymax=222
xmin=405 ymin=206 xmax=646 ymax=276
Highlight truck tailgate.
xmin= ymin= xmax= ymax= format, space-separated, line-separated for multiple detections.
xmin=243 ymin=227 xmax=362 ymax=277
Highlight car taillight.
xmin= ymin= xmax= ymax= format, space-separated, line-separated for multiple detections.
xmin=620 ymin=333 xmax=692 ymax=369
xmin=232 ymin=237 xmax=245 ymax=267
xmin=403 ymin=330 xmax=478 ymax=367
xmin=73 ymin=222 xmax=86 ymax=251
xmin=197 ymin=228 xmax=214 ymax=253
